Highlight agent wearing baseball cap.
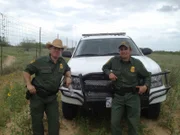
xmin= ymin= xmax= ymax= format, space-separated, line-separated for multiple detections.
xmin=102 ymin=41 xmax=151 ymax=135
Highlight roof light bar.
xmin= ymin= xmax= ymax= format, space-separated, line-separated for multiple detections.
xmin=82 ymin=32 xmax=126 ymax=37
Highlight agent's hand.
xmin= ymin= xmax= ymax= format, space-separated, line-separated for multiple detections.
xmin=27 ymin=84 xmax=36 ymax=94
xmin=109 ymin=73 xmax=118 ymax=81
xmin=65 ymin=77 xmax=72 ymax=88
xmin=136 ymin=85 xmax=147 ymax=94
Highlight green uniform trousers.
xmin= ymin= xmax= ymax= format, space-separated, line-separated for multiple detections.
xmin=111 ymin=93 xmax=140 ymax=135
xmin=30 ymin=94 xmax=59 ymax=135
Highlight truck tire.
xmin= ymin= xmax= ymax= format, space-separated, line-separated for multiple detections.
xmin=62 ymin=102 xmax=78 ymax=120
xmin=142 ymin=103 xmax=161 ymax=119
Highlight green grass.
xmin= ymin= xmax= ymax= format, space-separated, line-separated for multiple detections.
xmin=0 ymin=46 xmax=48 ymax=75
xmin=0 ymin=46 xmax=48 ymax=133
xmin=74 ymin=112 xmax=111 ymax=135
xmin=0 ymin=74 xmax=27 ymax=127
xmin=149 ymin=53 xmax=180 ymax=134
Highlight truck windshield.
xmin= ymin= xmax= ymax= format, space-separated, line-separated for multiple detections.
xmin=73 ymin=38 xmax=142 ymax=57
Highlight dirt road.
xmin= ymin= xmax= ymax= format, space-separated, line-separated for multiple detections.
xmin=2 ymin=55 xmax=16 ymax=68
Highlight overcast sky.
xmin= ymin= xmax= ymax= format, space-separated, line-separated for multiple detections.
xmin=0 ymin=0 xmax=180 ymax=51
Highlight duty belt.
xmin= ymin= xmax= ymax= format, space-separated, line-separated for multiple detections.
xmin=115 ymin=87 xmax=139 ymax=96
xmin=32 ymin=79 xmax=58 ymax=98
xmin=36 ymin=86 xmax=59 ymax=98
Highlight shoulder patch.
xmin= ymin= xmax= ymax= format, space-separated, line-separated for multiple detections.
xmin=105 ymin=57 xmax=114 ymax=64
xmin=30 ymin=59 xmax=35 ymax=64
xmin=105 ymin=59 xmax=111 ymax=64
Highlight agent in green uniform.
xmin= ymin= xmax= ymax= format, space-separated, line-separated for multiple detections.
xmin=23 ymin=39 xmax=72 ymax=135
xmin=102 ymin=41 xmax=151 ymax=135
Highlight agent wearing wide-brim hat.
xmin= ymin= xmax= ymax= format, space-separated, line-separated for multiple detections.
xmin=23 ymin=38 xmax=72 ymax=135
xmin=46 ymin=38 xmax=65 ymax=50
xmin=102 ymin=41 xmax=151 ymax=135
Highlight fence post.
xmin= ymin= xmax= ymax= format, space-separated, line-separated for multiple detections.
xmin=72 ymin=40 xmax=74 ymax=48
xmin=39 ymin=27 xmax=41 ymax=57
xmin=36 ymin=42 xmax=38 ymax=58
xmin=66 ymin=37 xmax=68 ymax=47
xmin=0 ymin=13 xmax=3 ymax=75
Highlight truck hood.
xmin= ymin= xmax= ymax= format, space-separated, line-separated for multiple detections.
xmin=68 ymin=56 xmax=161 ymax=76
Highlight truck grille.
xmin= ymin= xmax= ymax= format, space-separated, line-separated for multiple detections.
xmin=83 ymin=73 xmax=113 ymax=92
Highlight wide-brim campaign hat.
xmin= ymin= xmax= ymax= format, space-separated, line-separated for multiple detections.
xmin=46 ymin=39 xmax=64 ymax=49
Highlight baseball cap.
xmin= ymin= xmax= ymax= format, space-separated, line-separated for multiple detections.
xmin=118 ymin=41 xmax=130 ymax=49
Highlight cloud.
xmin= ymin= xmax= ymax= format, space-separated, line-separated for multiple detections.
xmin=157 ymin=5 xmax=180 ymax=12
xmin=56 ymin=24 xmax=73 ymax=31
xmin=0 ymin=0 xmax=180 ymax=51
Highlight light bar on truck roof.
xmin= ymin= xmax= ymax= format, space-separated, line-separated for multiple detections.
xmin=82 ymin=32 xmax=126 ymax=37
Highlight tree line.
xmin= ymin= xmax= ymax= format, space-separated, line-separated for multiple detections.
xmin=0 ymin=38 xmax=71 ymax=51
xmin=0 ymin=38 xmax=45 ymax=51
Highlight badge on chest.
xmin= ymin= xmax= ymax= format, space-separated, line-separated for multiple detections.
xmin=60 ymin=63 xmax=63 ymax=69
xmin=130 ymin=66 xmax=135 ymax=72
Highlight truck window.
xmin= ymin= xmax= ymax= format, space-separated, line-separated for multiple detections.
xmin=74 ymin=38 xmax=141 ymax=57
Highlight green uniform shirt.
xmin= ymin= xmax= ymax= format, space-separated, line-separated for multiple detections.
xmin=24 ymin=55 xmax=70 ymax=94
xmin=102 ymin=56 xmax=151 ymax=90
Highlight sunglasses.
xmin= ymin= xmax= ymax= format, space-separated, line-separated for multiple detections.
xmin=52 ymin=46 xmax=62 ymax=51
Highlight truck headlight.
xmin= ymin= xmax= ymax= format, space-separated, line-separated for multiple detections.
xmin=71 ymin=76 xmax=81 ymax=90
xmin=151 ymin=75 xmax=163 ymax=88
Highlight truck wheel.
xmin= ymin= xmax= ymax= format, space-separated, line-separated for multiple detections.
xmin=62 ymin=102 xmax=78 ymax=120
xmin=142 ymin=103 xmax=161 ymax=119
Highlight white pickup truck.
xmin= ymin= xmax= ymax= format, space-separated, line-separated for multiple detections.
xmin=60 ymin=32 xmax=171 ymax=120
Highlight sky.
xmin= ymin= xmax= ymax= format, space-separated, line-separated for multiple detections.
xmin=0 ymin=0 xmax=180 ymax=51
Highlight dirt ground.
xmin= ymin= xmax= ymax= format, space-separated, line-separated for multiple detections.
xmin=58 ymin=116 xmax=172 ymax=135
xmin=141 ymin=118 xmax=171 ymax=135
xmin=0 ymin=115 xmax=173 ymax=135
xmin=60 ymin=118 xmax=79 ymax=135
xmin=2 ymin=55 xmax=16 ymax=68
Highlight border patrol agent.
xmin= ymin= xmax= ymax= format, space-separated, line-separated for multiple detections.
xmin=102 ymin=41 xmax=151 ymax=135
xmin=23 ymin=39 xmax=72 ymax=135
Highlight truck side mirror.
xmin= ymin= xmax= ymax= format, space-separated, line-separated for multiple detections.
xmin=140 ymin=48 xmax=153 ymax=55
xmin=62 ymin=51 xmax=72 ymax=58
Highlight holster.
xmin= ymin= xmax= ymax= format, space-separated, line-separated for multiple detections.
xmin=36 ymin=87 xmax=50 ymax=98
xmin=25 ymin=78 xmax=58 ymax=99
xmin=31 ymin=78 xmax=51 ymax=98
xmin=26 ymin=90 xmax=32 ymax=100
xmin=111 ymin=85 xmax=116 ymax=98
